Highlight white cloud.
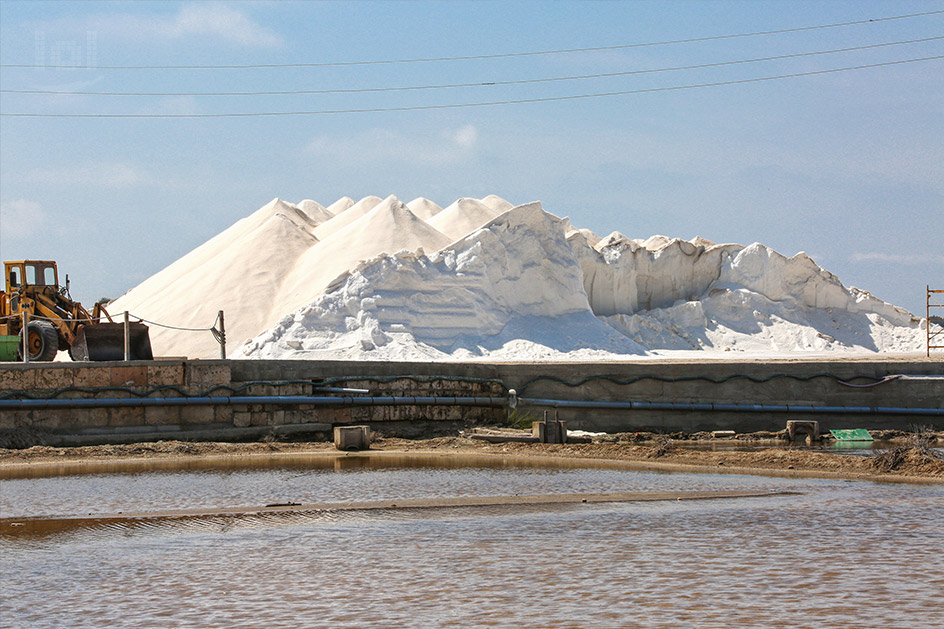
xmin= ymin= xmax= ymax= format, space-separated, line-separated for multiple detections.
xmin=23 ymin=163 xmax=154 ymax=189
xmin=0 ymin=200 xmax=45 ymax=240
xmin=305 ymin=125 xmax=482 ymax=165
xmin=451 ymin=125 xmax=479 ymax=149
xmin=159 ymin=3 xmax=283 ymax=48
xmin=84 ymin=2 xmax=283 ymax=49
xmin=851 ymin=252 xmax=944 ymax=265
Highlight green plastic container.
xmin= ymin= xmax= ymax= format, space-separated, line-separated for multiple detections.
xmin=830 ymin=428 xmax=873 ymax=442
xmin=0 ymin=335 xmax=21 ymax=361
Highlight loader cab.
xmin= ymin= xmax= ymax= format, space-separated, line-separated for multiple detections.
xmin=4 ymin=260 xmax=59 ymax=293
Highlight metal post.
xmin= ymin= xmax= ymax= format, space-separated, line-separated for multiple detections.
xmin=21 ymin=311 xmax=29 ymax=364
xmin=218 ymin=310 xmax=226 ymax=359
xmin=124 ymin=311 xmax=130 ymax=361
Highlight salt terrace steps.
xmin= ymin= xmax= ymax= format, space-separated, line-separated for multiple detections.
xmin=274 ymin=195 xmax=452 ymax=322
xmin=108 ymin=193 xmax=924 ymax=360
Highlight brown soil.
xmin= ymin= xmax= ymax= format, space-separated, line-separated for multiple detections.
xmin=1 ymin=433 xmax=942 ymax=483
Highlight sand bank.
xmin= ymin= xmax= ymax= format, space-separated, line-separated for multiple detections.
xmin=2 ymin=434 xmax=941 ymax=484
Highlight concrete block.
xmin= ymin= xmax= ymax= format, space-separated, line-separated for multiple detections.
xmin=233 ymin=412 xmax=252 ymax=428
xmin=181 ymin=405 xmax=215 ymax=424
xmin=35 ymin=367 xmax=74 ymax=390
xmin=147 ymin=364 xmax=185 ymax=387
xmin=214 ymin=405 xmax=233 ymax=424
xmin=108 ymin=407 xmax=145 ymax=427
xmin=73 ymin=367 xmax=111 ymax=388
xmin=110 ymin=366 xmax=146 ymax=387
xmin=334 ymin=425 xmax=370 ymax=451
xmin=4 ymin=411 xmax=33 ymax=429
xmin=532 ymin=419 xmax=567 ymax=444
xmin=280 ymin=383 xmax=309 ymax=396
xmin=0 ymin=410 xmax=27 ymax=430
xmin=50 ymin=408 xmax=109 ymax=430
xmin=0 ymin=368 xmax=36 ymax=391
xmin=787 ymin=420 xmax=820 ymax=443
xmin=187 ymin=363 xmax=231 ymax=387
xmin=145 ymin=405 xmax=181 ymax=425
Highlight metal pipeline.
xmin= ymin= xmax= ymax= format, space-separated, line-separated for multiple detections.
xmin=2 ymin=393 xmax=940 ymax=417
xmin=518 ymin=397 xmax=944 ymax=416
xmin=0 ymin=395 xmax=508 ymax=410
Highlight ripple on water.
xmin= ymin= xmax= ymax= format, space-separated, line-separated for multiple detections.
xmin=1 ymin=461 xmax=942 ymax=628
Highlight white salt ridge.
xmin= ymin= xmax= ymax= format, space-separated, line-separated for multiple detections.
xmin=108 ymin=197 xmax=322 ymax=358
xmin=427 ymin=197 xmax=502 ymax=241
xmin=313 ymin=195 xmax=383 ymax=240
xmin=297 ymin=199 xmax=334 ymax=223
xmin=109 ymin=192 xmax=924 ymax=359
xmin=274 ymin=195 xmax=452 ymax=322
xmin=239 ymin=202 xmax=922 ymax=360
xmin=481 ymin=194 xmax=514 ymax=214
xmin=325 ymin=197 xmax=355 ymax=215
xmin=238 ymin=202 xmax=646 ymax=360
xmin=406 ymin=197 xmax=443 ymax=220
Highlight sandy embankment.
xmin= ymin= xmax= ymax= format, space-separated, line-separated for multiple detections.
xmin=1 ymin=432 xmax=942 ymax=483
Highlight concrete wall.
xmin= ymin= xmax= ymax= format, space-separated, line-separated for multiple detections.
xmin=231 ymin=357 xmax=944 ymax=433
xmin=0 ymin=360 xmax=506 ymax=446
xmin=1 ymin=356 xmax=942 ymax=446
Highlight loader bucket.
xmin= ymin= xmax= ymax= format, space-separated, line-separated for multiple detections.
xmin=71 ymin=323 xmax=153 ymax=362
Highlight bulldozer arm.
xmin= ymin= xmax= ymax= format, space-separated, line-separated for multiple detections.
xmin=71 ymin=322 xmax=153 ymax=361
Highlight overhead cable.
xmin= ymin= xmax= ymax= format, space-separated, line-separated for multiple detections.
xmin=2 ymin=55 xmax=940 ymax=118
xmin=4 ymin=36 xmax=940 ymax=97
xmin=1 ymin=9 xmax=941 ymax=70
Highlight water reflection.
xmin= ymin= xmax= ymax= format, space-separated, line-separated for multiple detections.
xmin=1 ymin=456 xmax=942 ymax=628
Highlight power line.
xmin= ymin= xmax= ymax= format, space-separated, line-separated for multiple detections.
xmin=4 ymin=36 xmax=940 ymax=97
xmin=2 ymin=56 xmax=940 ymax=118
xmin=2 ymin=10 xmax=941 ymax=70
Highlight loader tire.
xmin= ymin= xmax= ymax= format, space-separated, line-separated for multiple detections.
xmin=18 ymin=321 xmax=59 ymax=362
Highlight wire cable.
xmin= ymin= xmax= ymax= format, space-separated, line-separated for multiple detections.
xmin=2 ymin=55 xmax=940 ymax=118
xmin=5 ymin=36 xmax=940 ymax=97
xmin=515 ymin=372 xmax=901 ymax=396
xmin=2 ymin=9 xmax=941 ymax=70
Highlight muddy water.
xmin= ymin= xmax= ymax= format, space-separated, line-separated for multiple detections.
xmin=1 ymin=458 xmax=942 ymax=628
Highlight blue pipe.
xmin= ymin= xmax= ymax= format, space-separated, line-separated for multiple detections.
xmin=0 ymin=395 xmax=508 ymax=410
xmin=519 ymin=397 xmax=944 ymax=416
xmin=2 ymin=394 xmax=940 ymax=416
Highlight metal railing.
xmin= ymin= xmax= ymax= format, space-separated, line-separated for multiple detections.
xmin=929 ymin=286 xmax=944 ymax=358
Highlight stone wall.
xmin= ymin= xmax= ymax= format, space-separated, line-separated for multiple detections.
xmin=0 ymin=357 xmax=941 ymax=447
xmin=0 ymin=361 xmax=506 ymax=447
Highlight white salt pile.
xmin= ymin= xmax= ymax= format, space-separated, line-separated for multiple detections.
xmin=427 ymin=197 xmax=503 ymax=241
xmin=107 ymin=194 xmax=925 ymax=360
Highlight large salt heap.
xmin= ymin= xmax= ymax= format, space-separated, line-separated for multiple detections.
xmin=107 ymin=198 xmax=324 ymax=358
xmin=108 ymin=193 xmax=924 ymax=359
xmin=274 ymin=195 xmax=452 ymax=318
xmin=427 ymin=197 xmax=503 ymax=241
xmin=237 ymin=202 xmax=646 ymax=360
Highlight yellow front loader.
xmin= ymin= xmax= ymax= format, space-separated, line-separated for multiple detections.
xmin=0 ymin=260 xmax=152 ymax=361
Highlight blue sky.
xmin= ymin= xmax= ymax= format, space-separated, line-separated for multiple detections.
xmin=1 ymin=0 xmax=941 ymax=317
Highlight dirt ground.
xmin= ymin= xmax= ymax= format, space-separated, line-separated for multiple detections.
xmin=1 ymin=430 xmax=942 ymax=483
